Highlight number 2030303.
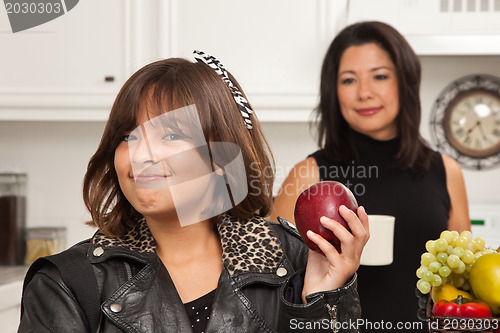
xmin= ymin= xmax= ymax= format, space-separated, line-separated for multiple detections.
xmin=5 ymin=2 xmax=62 ymax=14
xmin=429 ymin=317 xmax=499 ymax=331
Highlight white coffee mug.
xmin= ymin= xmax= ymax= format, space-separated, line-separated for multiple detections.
xmin=360 ymin=215 xmax=395 ymax=266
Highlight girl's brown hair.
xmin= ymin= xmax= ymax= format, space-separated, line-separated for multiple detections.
xmin=83 ymin=58 xmax=274 ymax=237
xmin=316 ymin=21 xmax=433 ymax=174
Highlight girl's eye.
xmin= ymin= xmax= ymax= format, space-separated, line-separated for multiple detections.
xmin=163 ymin=133 xmax=184 ymax=141
xmin=340 ymin=77 xmax=355 ymax=85
xmin=122 ymin=134 xmax=137 ymax=142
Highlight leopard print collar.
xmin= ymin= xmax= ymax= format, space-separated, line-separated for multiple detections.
xmin=92 ymin=214 xmax=284 ymax=276
xmin=92 ymin=218 xmax=156 ymax=254
xmin=217 ymin=214 xmax=284 ymax=275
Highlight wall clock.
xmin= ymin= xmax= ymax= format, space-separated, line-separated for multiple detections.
xmin=430 ymin=74 xmax=500 ymax=170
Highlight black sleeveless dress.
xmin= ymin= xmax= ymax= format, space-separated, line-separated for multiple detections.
xmin=310 ymin=130 xmax=450 ymax=332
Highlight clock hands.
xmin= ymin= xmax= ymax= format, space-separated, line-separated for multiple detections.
xmin=462 ymin=120 xmax=490 ymax=147
xmin=467 ymin=120 xmax=480 ymax=133
xmin=463 ymin=121 xmax=479 ymax=146
xmin=477 ymin=121 xmax=492 ymax=144
xmin=462 ymin=119 xmax=493 ymax=149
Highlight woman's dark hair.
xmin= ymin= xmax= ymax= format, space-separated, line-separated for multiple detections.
xmin=315 ymin=21 xmax=432 ymax=173
xmin=83 ymin=58 xmax=274 ymax=237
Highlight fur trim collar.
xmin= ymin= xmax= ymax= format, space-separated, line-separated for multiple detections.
xmin=92 ymin=214 xmax=284 ymax=275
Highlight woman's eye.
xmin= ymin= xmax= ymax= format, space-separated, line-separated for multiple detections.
xmin=122 ymin=134 xmax=137 ymax=142
xmin=374 ymin=74 xmax=388 ymax=80
xmin=340 ymin=77 xmax=355 ymax=85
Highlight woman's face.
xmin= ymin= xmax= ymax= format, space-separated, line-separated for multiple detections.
xmin=337 ymin=43 xmax=399 ymax=140
xmin=114 ymin=103 xmax=220 ymax=226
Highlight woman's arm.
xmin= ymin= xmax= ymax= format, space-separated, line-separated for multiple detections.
xmin=442 ymin=154 xmax=471 ymax=232
xmin=271 ymin=157 xmax=320 ymax=224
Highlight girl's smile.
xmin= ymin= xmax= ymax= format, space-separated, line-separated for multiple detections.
xmin=133 ymin=173 xmax=169 ymax=184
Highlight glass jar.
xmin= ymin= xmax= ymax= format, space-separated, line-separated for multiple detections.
xmin=0 ymin=173 xmax=27 ymax=265
xmin=25 ymin=227 xmax=66 ymax=265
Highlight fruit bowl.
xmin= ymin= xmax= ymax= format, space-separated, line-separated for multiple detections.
xmin=425 ymin=296 xmax=499 ymax=333
xmin=415 ymin=230 xmax=500 ymax=333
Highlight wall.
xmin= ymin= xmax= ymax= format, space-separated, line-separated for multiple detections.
xmin=0 ymin=122 xmax=105 ymax=245
xmin=420 ymin=56 xmax=500 ymax=205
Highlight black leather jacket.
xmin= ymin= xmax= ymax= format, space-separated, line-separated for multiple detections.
xmin=19 ymin=215 xmax=361 ymax=332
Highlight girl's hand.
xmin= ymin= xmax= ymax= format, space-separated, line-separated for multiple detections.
xmin=301 ymin=205 xmax=369 ymax=303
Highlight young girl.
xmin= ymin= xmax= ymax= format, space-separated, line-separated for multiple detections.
xmin=19 ymin=51 xmax=369 ymax=332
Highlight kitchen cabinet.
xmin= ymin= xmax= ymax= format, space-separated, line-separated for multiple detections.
xmin=9 ymin=0 xmax=500 ymax=122
xmin=157 ymin=0 xmax=344 ymax=122
xmin=0 ymin=0 xmax=349 ymax=122
xmin=347 ymin=0 xmax=500 ymax=55
xmin=0 ymin=0 xmax=151 ymax=121
xmin=1 ymin=0 xmax=125 ymax=90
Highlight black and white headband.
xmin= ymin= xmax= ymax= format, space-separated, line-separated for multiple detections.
xmin=193 ymin=50 xmax=254 ymax=130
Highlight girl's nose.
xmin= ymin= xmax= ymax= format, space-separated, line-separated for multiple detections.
xmin=130 ymin=136 xmax=154 ymax=165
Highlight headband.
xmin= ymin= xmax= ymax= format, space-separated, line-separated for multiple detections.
xmin=193 ymin=50 xmax=254 ymax=130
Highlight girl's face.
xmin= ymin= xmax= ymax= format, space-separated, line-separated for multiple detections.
xmin=337 ymin=43 xmax=399 ymax=140
xmin=114 ymin=103 xmax=220 ymax=225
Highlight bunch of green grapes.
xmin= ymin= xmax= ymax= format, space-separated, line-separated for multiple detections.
xmin=416 ymin=230 xmax=495 ymax=294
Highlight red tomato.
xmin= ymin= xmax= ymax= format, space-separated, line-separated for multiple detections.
xmin=432 ymin=295 xmax=492 ymax=318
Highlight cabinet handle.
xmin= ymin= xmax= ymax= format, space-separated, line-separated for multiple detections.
xmin=104 ymin=76 xmax=115 ymax=82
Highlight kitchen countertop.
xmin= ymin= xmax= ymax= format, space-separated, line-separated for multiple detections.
xmin=0 ymin=266 xmax=26 ymax=333
xmin=0 ymin=266 xmax=28 ymax=314
xmin=0 ymin=266 xmax=28 ymax=286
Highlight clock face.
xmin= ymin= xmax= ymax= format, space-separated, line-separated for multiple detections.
xmin=444 ymin=89 xmax=500 ymax=158
xmin=430 ymin=75 xmax=500 ymax=170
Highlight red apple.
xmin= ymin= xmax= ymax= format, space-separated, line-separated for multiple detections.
xmin=294 ymin=181 xmax=358 ymax=253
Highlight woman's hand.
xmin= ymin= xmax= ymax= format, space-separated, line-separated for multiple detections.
xmin=301 ymin=205 xmax=369 ymax=303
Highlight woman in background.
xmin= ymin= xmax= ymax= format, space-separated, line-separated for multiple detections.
xmin=272 ymin=21 xmax=470 ymax=331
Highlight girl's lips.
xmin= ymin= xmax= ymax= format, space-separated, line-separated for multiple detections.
xmin=133 ymin=174 xmax=168 ymax=184
xmin=356 ymin=107 xmax=382 ymax=116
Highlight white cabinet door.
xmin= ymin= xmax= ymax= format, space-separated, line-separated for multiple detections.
xmin=0 ymin=0 xmax=131 ymax=120
xmin=0 ymin=0 xmax=350 ymax=122
xmin=160 ymin=0 xmax=347 ymax=122
xmin=347 ymin=0 xmax=500 ymax=55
